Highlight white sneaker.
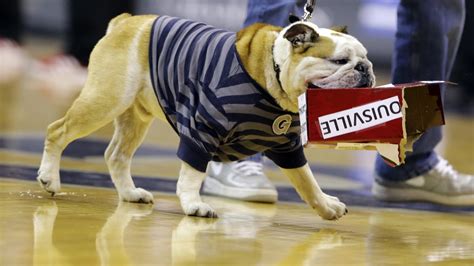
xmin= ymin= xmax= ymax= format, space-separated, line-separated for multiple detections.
xmin=372 ymin=157 xmax=474 ymax=205
xmin=203 ymin=160 xmax=278 ymax=203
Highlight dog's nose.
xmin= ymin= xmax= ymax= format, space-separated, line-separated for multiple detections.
xmin=356 ymin=70 xmax=374 ymax=88
xmin=355 ymin=63 xmax=368 ymax=73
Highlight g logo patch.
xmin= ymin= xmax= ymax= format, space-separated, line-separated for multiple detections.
xmin=272 ymin=114 xmax=292 ymax=135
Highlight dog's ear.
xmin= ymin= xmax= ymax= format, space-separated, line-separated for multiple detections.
xmin=284 ymin=23 xmax=319 ymax=50
xmin=288 ymin=14 xmax=301 ymax=24
xmin=330 ymin=25 xmax=349 ymax=34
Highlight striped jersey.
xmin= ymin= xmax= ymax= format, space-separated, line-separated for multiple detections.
xmin=149 ymin=16 xmax=306 ymax=172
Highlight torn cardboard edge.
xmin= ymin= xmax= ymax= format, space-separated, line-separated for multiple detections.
xmin=298 ymin=81 xmax=446 ymax=166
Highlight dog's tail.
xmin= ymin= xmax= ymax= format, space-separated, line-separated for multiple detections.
xmin=106 ymin=13 xmax=132 ymax=34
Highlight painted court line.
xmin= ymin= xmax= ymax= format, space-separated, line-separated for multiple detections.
xmin=1 ymin=164 xmax=472 ymax=213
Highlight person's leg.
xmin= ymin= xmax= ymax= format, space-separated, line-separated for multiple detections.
xmin=0 ymin=0 xmax=21 ymax=42
xmin=67 ymin=0 xmax=133 ymax=65
xmin=244 ymin=0 xmax=305 ymax=27
xmin=373 ymin=0 xmax=474 ymax=205
xmin=449 ymin=0 xmax=474 ymax=114
xmin=0 ymin=0 xmax=30 ymax=85
xmin=376 ymin=0 xmax=465 ymax=181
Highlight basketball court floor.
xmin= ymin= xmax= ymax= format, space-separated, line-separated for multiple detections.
xmin=1 ymin=43 xmax=473 ymax=265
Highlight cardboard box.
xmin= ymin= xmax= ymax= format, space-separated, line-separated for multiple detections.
xmin=298 ymin=81 xmax=446 ymax=166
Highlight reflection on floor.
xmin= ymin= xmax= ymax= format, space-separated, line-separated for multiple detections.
xmin=1 ymin=180 xmax=473 ymax=265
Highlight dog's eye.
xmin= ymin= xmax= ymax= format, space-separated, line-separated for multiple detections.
xmin=331 ymin=59 xmax=349 ymax=65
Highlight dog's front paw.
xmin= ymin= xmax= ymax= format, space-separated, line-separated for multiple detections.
xmin=182 ymin=202 xmax=218 ymax=218
xmin=120 ymin=188 xmax=154 ymax=204
xmin=315 ymin=194 xmax=348 ymax=221
xmin=37 ymin=173 xmax=61 ymax=196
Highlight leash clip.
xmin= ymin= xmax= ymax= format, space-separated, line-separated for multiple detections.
xmin=302 ymin=0 xmax=316 ymax=21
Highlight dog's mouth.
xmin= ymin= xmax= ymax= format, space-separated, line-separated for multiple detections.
xmin=307 ymin=82 xmax=321 ymax=89
xmin=307 ymin=82 xmax=371 ymax=89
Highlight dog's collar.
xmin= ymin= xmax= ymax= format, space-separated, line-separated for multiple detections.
xmin=272 ymin=45 xmax=283 ymax=90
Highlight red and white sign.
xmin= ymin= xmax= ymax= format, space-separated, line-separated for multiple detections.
xmin=299 ymin=82 xmax=446 ymax=165
xmin=318 ymin=96 xmax=402 ymax=139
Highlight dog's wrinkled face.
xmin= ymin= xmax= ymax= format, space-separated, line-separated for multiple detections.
xmin=273 ymin=21 xmax=376 ymax=99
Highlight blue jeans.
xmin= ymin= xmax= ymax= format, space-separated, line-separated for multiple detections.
xmin=244 ymin=0 xmax=305 ymax=28
xmin=376 ymin=0 xmax=465 ymax=181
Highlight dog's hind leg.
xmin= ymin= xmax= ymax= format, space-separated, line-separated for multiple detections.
xmin=37 ymin=81 xmax=137 ymax=195
xmin=105 ymin=103 xmax=154 ymax=203
xmin=37 ymin=16 xmax=152 ymax=195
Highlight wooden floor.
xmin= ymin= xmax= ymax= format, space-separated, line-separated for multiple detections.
xmin=1 ymin=40 xmax=474 ymax=265
xmin=1 ymin=179 xmax=473 ymax=265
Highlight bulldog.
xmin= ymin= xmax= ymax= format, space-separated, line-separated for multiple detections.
xmin=37 ymin=13 xmax=375 ymax=221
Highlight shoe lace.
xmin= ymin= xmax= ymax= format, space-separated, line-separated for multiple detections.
xmin=435 ymin=157 xmax=458 ymax=179
xmin=233 ymin=161 xmax=264 ymax=176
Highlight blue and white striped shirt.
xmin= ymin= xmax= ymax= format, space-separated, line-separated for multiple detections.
xmin=149 ymin=16 xmax=306 ymax=172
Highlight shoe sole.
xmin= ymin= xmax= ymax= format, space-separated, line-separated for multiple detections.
xmin=203 ymin=176 xmax=278 ymax=203
xmin=372 ymin=182 xmax=474 ymax=206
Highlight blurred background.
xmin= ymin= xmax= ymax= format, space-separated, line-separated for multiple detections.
xmin=20 ymin=0 xmax=398 ymax=68
xmin=7 ymin=0 xmax=473 ymax=112
xmin=20 ymin=0 xmax=397 ymax=66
